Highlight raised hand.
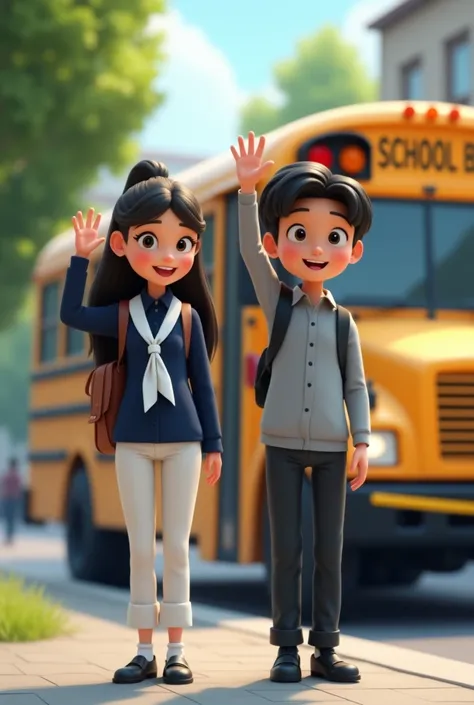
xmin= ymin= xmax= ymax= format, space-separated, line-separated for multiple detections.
xmin=73 ymin=208 xmax=105 ymax=259
xmin=230 ymin=132 xmax=275 ymax=194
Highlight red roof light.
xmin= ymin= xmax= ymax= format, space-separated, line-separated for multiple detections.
xmin=403 ymin=105 xmax=415 ymax=119
xmin=449 ymin=107 xmax=460 ymax=122
xmin=307 ymin=145 xmax=333 ymax=168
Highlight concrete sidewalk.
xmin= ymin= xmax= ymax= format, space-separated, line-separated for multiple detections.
xmin=2 ymin=606 xmax=474 ymax=705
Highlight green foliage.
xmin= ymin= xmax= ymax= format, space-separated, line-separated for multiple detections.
xmin=0 ymin=574 xmax=73 ymax=641
xmin=240 ymin=25 xmax=378 ymax=134
xmin=0 ymin=0 xmax=166 ymax=330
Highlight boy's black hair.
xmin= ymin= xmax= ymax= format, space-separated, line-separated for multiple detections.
xmin=259 ymin=161 xmax=372 ymax=244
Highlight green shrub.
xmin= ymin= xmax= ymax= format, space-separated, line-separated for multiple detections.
xmin=0 ymin=574 xmax=73 ymax=641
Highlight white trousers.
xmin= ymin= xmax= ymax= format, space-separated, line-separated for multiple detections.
xmin=115 ymin=441 xmax=202 ymax=630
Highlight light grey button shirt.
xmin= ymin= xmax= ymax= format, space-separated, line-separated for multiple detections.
xmin=238 ymin=190 xmax=371 ymax=452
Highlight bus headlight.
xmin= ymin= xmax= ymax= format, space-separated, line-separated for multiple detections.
xmin=367 ymin=431 xmax=398 ymax=466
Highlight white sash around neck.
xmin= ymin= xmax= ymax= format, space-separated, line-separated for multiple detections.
xmin=129 ymin=294 xmax=182 ymax=412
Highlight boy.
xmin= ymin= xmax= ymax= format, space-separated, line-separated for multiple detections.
xmin=230 ymin=133 xmax=372 ymax=684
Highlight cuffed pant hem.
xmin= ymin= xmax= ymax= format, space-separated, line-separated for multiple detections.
xmin=270 ymin=627 xmax=304 ymax=646
xmin=159 ymin=601 xmax=193 ymax=628
xmin=127 ymin=602 xmax=160 ymax=629
xmin=308 ymin=629 xmax=340 ymax=648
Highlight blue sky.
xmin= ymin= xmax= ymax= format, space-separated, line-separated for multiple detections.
xmin=139 ymin=0 xmax=399 ymax=157
xmin=171 ymin=0 xmax=360 ymax=92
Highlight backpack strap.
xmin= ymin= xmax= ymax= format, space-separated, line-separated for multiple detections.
xmin=181 ymin=303 xmax=192 ymax=358
xmin=118 ymin=300 xmax=129 ymax=365
xmin=336 ymin=305 xmax=351 ymax=391
xmin=266 ymin=283 xmax=294 ymax=367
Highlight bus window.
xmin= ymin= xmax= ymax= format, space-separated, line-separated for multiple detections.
xmin=39 ymin=281 xmax=60 ymax=363
xmin=202 ymin=214 xmax=215 ymax=290
xmin=329 ymin=199 xmax=426 ymax=307
xmin=431 ymin=203 xmax=474 ymax=309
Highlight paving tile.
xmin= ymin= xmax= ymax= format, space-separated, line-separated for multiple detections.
xmin=0 ymin=696 xmax=47 ymax=705
xmin=316 ymin=673 xmax=453 ymax=690
xmin=395 ymin=689 xmax=474 ymax=702
xmin=33 ymin=682 xmax=193 ymax=705
xmin=16 ymin=664 xmax=109 ymax=676
xmin=328 ymin=689 xmax=451 ymax=705
xmin=0 ymin=676 xmax=53 ymax=692
xmin=14 ymin=655 xmax=88 ymax=665
xmin=0 ymin=668 xmax=23 ymax=677
xmin=247 ymin=686 xmax=343 ymax=702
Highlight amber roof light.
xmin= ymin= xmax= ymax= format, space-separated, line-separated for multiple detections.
xmin=426 ymin=107 xmax=438 ymax=121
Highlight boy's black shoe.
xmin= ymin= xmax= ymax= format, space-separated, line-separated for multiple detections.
xmin=310 ymin=649 xmax=360 ymax=683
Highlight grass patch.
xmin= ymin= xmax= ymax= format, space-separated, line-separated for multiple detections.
xmin=0 ymin=574 xmax=74 ymax=642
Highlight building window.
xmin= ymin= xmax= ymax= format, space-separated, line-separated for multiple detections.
xmin=401 ymin=59 xmax=423 ymax=100
xmin=65 ymin=327 xmax=85 ymax=356
xmin=446 ymin=33 xmax=470 ymax=104
xmin=40 ymin=282 xmax=59 ymax=363
xmin=202 ymin=214 xmax=215 ymax=290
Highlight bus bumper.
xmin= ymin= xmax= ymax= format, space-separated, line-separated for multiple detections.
xmin=345 ymin=482 xmax=474 ymax=549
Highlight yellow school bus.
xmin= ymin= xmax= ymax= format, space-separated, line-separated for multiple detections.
xmin=28 ymin=100 xmax=474 ymax=603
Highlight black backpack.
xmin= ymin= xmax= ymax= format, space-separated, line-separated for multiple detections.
xmin=254 ymin=282 xmax=351 ymax=408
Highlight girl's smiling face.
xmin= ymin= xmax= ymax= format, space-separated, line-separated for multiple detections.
xmin=109 ymin=208 xmax=200 ymax=286
xmin=263 ymin=197 xmax=363 ymax=282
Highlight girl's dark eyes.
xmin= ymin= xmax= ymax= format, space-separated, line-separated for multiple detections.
xmin=134 ymin=232 xmax=158 ymax=250
xmin=176 ymin=236 xmax=196 ymax=253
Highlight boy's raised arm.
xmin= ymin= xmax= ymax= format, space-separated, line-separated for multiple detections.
xmin=231 ymin=133 xmax=281 ymax=324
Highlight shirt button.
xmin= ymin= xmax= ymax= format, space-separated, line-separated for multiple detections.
xmin=308 ymin=361 xmax=313 ymax=366
xmin=311 ymin=322 xmax=315 ymax=326
xmin=305 ymin=408 xmax=309 ymax=412
xmin=307 ymin=383 xmax=312 ymax=387
xmin=310 ymin=343 xmax=314 ymax=347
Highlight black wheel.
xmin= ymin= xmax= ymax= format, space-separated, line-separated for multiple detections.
xmin=263 ymin=477 xmax=360 ymax=621
xmin=66 ymin=467 xmax=130 ymax=587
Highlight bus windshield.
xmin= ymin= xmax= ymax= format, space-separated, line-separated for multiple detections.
xmin=329 ymin=199 xmax=474 ymax=311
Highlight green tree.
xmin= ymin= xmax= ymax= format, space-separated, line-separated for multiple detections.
xmin=240 ymin=25 xmax=377 ymax=134
xmin=0 ymin=0 xmax=166 ymax=330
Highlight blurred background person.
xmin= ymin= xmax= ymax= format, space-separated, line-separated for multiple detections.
xmin=1 ymin=458 xmax=22 ymax=545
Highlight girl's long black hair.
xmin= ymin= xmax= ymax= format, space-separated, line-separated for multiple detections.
xmin=88 ymin=160 xmax=218 ymax=367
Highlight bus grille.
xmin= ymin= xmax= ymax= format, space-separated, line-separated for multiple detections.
xmin=437 ymin=373 xmax=474 ymax=457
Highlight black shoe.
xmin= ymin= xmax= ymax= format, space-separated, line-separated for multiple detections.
xmin=112 ymin=655 xmax=157 ymax=684
xmin=310 ymin=650 xmax=360 ymax=683
xmin=163 ymin=655 xmax=193 ymax=685
xmin=270 ymin=649 xmax=301 ymax=683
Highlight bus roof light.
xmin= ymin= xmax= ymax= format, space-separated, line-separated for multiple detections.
xmin=403 ymin=105 xmax=415 ymax=119
xmin=449 ymin=107 xmax=461 ymax=122
xmin=426 ymin=107 xmax=438 ymax=121
xmin=339 ymin=145 xmax=367 ymax=175
xmin=307 ymin=144 xmax=333 ymax=168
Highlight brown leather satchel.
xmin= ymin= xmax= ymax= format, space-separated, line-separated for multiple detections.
xmin=85 ymin=300 xmax=192 ymax=455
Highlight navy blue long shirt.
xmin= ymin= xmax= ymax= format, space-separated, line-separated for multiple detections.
xmin=60 ymin=256 xmax=223 ymax=453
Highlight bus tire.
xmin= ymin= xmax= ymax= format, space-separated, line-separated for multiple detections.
xmin=263 ymin=477 xmax=360 ymax=619
xmin=66 ymin=467 xmax=130 ymax=588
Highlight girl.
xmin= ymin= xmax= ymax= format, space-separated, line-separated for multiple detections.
xmin=60 ymin=160 xmax=222 ymax=687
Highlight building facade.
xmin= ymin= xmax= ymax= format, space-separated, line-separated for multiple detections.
xmin=369 ymin=0 xmax=473 ymax=105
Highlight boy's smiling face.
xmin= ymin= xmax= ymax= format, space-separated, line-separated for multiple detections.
xmin=263 ymin=197 xmax=363 ymax=282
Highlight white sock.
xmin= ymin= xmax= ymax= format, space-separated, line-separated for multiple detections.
xmin=314 ymin=648 xmax=320 ymax=657
xmin=137 ymin=642 xmax=154 ymax=662
xmin=166 ymin=642 xmax=185 ymax=661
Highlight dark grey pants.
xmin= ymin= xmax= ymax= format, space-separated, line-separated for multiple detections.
xmin=266 ymin=445 xmax=347 ymax=649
